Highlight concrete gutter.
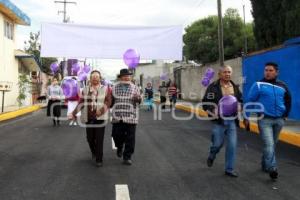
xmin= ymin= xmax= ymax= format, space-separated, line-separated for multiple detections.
xmin=0 ymin=105 xmax=42 ymax=122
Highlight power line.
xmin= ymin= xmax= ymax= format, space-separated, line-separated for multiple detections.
xmin=182 ymin=0 xmax=207 ymax=27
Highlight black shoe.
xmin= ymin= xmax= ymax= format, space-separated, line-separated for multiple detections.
xmin=96 ymin=161 xmax=103 ymax=167
xmin=269 ymin=169 xmax=278 ymax=180
xmin=207 ymin=158 xmax=214 ymax=167
xmin=56 ymin=120 xmax=60 ymax=126
xmin=123 ymin=159 xmax=132 ymax=165
xmin=117 ymin=148 xmax=122 ymax=158
xmin=53 ymin=120 xmax=56 ymax=126
xmin=91 ymin=154 xmax=96 ymax=161
xmin=225 ymin=171 xmax=239 ymax=178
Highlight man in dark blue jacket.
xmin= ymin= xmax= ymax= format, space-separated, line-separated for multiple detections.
xmin=245 ymin=62 xmax=291 ymax=180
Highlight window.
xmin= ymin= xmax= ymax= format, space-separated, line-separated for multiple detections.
xmin=4 ymin=20 xmax=14 ymax=40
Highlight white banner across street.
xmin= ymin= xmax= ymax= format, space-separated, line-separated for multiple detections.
xmin=41 ymin=22 xmax=183 ymax=60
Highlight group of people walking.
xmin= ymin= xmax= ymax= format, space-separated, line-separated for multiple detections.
xmin=46 ymin=62 xmax=291 ymax=181
xmin=203 ymin=62 xmax=291 ymax=180
xmin=47 ymin=68 xmax=141 ymax=167
xmin=142 ymin=79 xmax=179 ymax=111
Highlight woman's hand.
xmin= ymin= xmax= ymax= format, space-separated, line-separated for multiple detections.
xmin=96 ymin=109 xmax=102 ymax=117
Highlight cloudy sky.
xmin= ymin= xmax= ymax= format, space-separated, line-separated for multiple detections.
xmin=11 ymin=0 xmax=253 ymax=79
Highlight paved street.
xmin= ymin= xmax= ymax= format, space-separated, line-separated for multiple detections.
xmin=0 ymin=108 xmax=299 ymax=200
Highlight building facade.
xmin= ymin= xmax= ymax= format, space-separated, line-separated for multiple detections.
xmin=0 ymin=0 xmax=40 ymax=111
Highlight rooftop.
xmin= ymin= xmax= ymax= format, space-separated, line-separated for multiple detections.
xmin=0 ymin=0 xmax=30 ymax=25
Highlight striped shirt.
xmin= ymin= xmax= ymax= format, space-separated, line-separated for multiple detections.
xmin=168 ymin=86 xmax=177 ymax=97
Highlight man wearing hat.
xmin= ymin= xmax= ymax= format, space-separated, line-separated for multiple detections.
xmin=111 ymin=68 xmax=142 ymax=165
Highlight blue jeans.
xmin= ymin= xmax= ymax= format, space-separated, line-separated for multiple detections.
xmin=258 ymin=117 xmax=284 ymax=171
xmin=145 ymin=98 xmax=153 ymax=110
xmin=209 ymin=120 xmax=237 ymax=173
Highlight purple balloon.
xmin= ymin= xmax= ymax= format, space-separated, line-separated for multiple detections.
xmin=201 ymin=77 xmax=210 ymax=87
xmin=72 ymin=62 xmax=81 ymax=75
xmin=123 ymin=49 xmax=140 ymax=69
xmin=160 ymin=73 xmax=168 ymax=80
xmin=50 ymin=62 xmax=59 ymax=74
xmin=219 ymin=95 xmax=238 ymax=116
xmin=101 ymin=79 xmax=108 ymax=86
xmin=205 ymin=68 xmax=215 ymax=80
xmin=78 ymin=71 xmax=87 ymax=81
xmin=61 ymin=79 xmax=78 ymax=99
xmin=83 ymin=64 xmax=91 ymax=73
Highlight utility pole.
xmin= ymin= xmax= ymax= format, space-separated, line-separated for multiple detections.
xmin=55 ymin=0 xmax=76 ymax=22
xmin=243 ymin=4 xmax=248 ymax=56
xmin=54 ymin=0 xmax=76 ymax=77
xmin=217 ymin=0 xmax=224 ymax=66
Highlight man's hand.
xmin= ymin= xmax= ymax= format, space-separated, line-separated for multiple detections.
xmin=243 ymin=119 xmax=250 ymax=131
xmin=68 ymin=113 xmax=75 ymax=120
xmin=133 ymin=94 xmax=141 ymax=104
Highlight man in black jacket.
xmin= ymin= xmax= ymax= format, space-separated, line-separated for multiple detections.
xmin=202 ymin=65 xmax=242 ymax=177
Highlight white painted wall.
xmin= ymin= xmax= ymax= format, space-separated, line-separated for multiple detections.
xmin=0 ymin=13 xmax=20 ymax=108
xmin=134 ymin=61 xmax=180 ymax=91
xmin=180 ymin=57 xmax=243 ymax=102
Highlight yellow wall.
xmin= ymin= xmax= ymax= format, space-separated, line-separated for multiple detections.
xmin=0 ymin=13 xmax=21 ymax=107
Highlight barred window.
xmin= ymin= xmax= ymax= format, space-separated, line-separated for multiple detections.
xmin=4 ymin=20 xmax=14 ymax=40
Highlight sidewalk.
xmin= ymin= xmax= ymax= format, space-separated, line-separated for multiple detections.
xmin=0 ymin=103 xmax=46 ymax=122
xmin=173 ymin=100 xmax=300 ymax=148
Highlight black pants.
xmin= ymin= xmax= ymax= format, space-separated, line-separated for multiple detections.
xmin=112 ymin=122 xmax=136 ymax=160
xmin=86 ymin=120 xmax=105 ymax=162
xmin=47 ymin=100 xmax=61 ymax=117
xmin=169 ymin=95 xmax=177 ymax=108
xmin=160 ymin=96 xmax=166 ymax=109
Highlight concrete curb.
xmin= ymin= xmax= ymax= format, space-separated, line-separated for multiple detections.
xmin=175 ymin=103 xmax=300 ymax=148
xmin=0 ymin=105 xmax=42 ymax=122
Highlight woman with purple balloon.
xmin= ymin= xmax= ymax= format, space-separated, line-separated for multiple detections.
xmin=202 ymin=65 xmax=243 ymax=178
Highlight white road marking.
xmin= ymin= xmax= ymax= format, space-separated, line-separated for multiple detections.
xmin=115 ymin=184 xmax=130 ymax=200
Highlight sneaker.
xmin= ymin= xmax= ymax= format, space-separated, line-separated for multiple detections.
xmin=225 ymin=171 xmax=239 ymax=178
xmin=69 ymin=121 xmax=73 ymax=126
xmin=207 ymin=158 xmax=214 ymax=167
xmin=73 ymin=121 xmax=77 ymax=126
xmin=123 ymin=159 xmax=132 ymax=165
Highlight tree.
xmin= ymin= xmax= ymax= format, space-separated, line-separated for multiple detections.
xmin=17 ymin=74 xmax=31 ymax=107
xmin=183 ymin=8 xmax=256 ymax=64
xmin=24 ymin=32 xmax=57 ymax=75
xmin=184 ymin=16 xmax=219 ymax=63
xmin=251 ymin=0 xmax=300 ymax=49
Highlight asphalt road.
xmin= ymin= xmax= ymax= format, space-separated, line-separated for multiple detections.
xmin=0 ymin=108 xmax=299 ymax=200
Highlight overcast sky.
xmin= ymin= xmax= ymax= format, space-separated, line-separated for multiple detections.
xmin=11 ymin=0 xmax=253 ymax=79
